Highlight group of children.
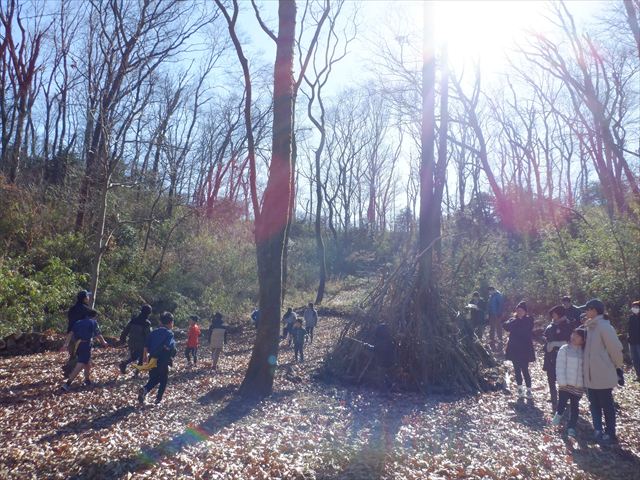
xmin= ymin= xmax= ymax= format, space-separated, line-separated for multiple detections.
xmin=496 ymin=296 xmax=632 ymax=445
xmin=61 ymin=293 xmax=319 ymax=404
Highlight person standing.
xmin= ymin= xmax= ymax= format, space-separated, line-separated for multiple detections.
xmin=251 ymin=307 xmax=260 ymax=329
xmin=207 ymin=312 xmax=227 ymax=371
xmin=137 ymin=312 xmax=177 ymax=405
xmin=468 ymin=291 xmax=487 ymax=339
xmin=552 ymin=328 xmax=586 ymax=438
xmin=282 ymin=307 xmax=297 ymax=346
xmin=487 ymin=287 xmax=505 ymax=349
xmin=291 ymin=319 xmax=308 ymax=363
xmin=303 ymin=302 xmax=318 ymax=344
xmin=582 ymin=298 xmax=624 ymax=445
xmin=543 ymin=305 xmax=572 ymax=410
xmin=628 ymin=300 xmax=640 ymax=382
xmin=119 ymin=304 xmax=152 ymax=374
xmin=504 ymin=301 xmax=535 ymax=398
xmin=185 ymin=315 xmax=201 ymax=367
xmin=562 ymin=296 xmax=582 ymax=329
xmin=62 ymin=290 xmax=93 ymax=377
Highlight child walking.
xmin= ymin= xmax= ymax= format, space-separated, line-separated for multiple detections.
xmin=543 ymin=305 xmax=572 ymax=410
xmin=119 ymin=304 xmax=152 ymax=374
xmin=291 ymin=319 xmax=307 ymax=363
xmin=303 ymin=302 xmax=318 ymax=344
xmin=552 ymin=328 xmax=586 ymax=437
xmin=503 ymin=301 xmax=536 ymax=398
xmin=61 ymin=309 xmax=108 ymax=391
xmin=137 ymin=312 xmax=177 ymax=405
xmin=185 ymin=315 xmax=201 ymax=367
xmin=207 ymin=312 xmax=227 ymax=371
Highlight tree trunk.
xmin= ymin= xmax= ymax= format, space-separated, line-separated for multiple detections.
xmin=240 ymin=0 xmax=296 ymax=399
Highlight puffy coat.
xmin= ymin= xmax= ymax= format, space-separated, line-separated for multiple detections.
xmin=583 ymin=315 xmax=623 ymax=389
xmin=504 ymin=315 xmax=535 ymax=364
xmin=556 ymin=344 xmax=584 ymax=388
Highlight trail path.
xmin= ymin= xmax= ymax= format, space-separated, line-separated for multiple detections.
xmin=1 ymin=317 xmax=638 ymax=479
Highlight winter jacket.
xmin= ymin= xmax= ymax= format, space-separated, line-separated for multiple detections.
xmin=145 ymin=327 xmax=177 ymax=368
xmin=503 ymin=315 xmax=535 ymax=364
xmin=469 ymin=297 xmax=487 ymax=325
xmin=120 ymin=314 xmax=152 ymax=351
xmin=303 ymin=308 xmax=318 ymax=329
xmin=628 ymin=313 xmax=640 ymax=345
xmin=487 ymin=291 xmax=504 ymax=317
xmin=208 ymin=324 xmax=227 ymax=349
xmin=556 ymin=344 xmax=584 ymax=389
xmin=187 ymin=324 xmax=201 ymax=348
xmin=583 ymin=315 xmax=624 ymax=389
xmin=67 ymin=302 xmax=93 ymax=333
xmin=564 ymin=305 xmax=582 ymax=328
xmin=542 ymin=318 xmax=572 ymax=372
xmin=283 ymin=311 xmax=297 ymax=327
xmin=290 ymin=325 xmax=307 ymax=346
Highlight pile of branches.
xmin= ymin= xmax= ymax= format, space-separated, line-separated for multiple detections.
xmin=325 ymin=252 xmax=500 ymax=393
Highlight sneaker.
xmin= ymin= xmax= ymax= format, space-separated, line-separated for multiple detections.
xmin=525 ymin=388 xmax=533 ymax=399
xmin=61 ymin=383 xmax=71 ymax=392
xmin=552 ymin=413 xmax=562 ymax=426
xmin=567 ymin=428 xmax=577 ymax=437
xmin=137 ymin=386 xmax=147 ymax=405
xmin=517 ymin=386 xmax=525 ymax=398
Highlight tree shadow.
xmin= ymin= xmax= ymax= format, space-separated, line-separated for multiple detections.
xmin=68 ymin=389 xmax=296 ymax=479
xmin=39 ymin=405 xmax=137 ymax=443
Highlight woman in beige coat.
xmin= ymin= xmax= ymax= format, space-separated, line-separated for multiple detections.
xmin=582 ymin=299 xmax=624 ymax=445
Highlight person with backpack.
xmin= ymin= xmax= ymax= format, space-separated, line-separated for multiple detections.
xmin=543 ymin=305 xmax=572 ymax=410
xmin=303 ymin=302 xmax=318 ymax=344
xmin=119 ymin=304 xmax=152 ymax=374
xmin=61 ymin=309 xmax=108 ymax=391
xmin=503 ymin=301 xmax=535 ymax=398
xmin=207 ymin=312 xmax=227 ymax=371
xmin=137 ymin=312 xmax=177 ymax=405
xmin=581 ymin=298 xmax=624 ymax=445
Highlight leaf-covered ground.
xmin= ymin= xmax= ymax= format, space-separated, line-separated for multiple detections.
xmin=1 ymin=318 xmax=639 ymax=480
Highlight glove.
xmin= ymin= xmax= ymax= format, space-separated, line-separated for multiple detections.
xmin=616 ymin=368 xmax=624 ymax=386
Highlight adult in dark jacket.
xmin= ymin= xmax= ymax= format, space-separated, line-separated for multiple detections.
xmin=562 ymin=296 xmax=582 ymax=329
xmin=119 ymin=304 xmax=153 ymax=374
xmin=487 ymin=287 xmax=505 ymax=349
xmin=542 ymin=305 xmax=572 ymax=410
xmin=468 ymin=291 xmax=487 ymax=339
xmin=628 ymin=300 xmax=640 ymax=381
xmin=504 ymin=301 xmax=535 ymax=398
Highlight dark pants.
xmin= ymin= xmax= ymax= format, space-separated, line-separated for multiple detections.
xmin=144 ymin=364 xmax=169 ymax=403
xmin=489 ymin=315 xmax=503 ymax=345
xmin=185 ymin=346 xmax=198 ymax=364
xmin=294 ymin=343 xmax=304 ymax=362
xmin=512 ymin=360 xmax=531 ymax=388
xmin=557 ymin=390 xmax=581 ymax=428
xmin=306 ymin=326 xmax=315 ymax=343
xmin=630 ymin=343 xmax=640 ymax=379
xmin=122 ymin=347 xmax=144 ymax=367
xmin=546 ymin=369 xmax=558 ymax=408
xmin=587 ymin=388 xmax=616 ymax=437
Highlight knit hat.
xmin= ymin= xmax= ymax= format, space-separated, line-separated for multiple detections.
xmin=516 ymin=301 xmax=527 ymax=311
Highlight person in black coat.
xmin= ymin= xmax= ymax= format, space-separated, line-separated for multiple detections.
xmin=119 ymin=304 xmax=153 ymax=374
xmin=62 ymin=290 xmax=93 ymax=377
xmin=629 ymin=300 xmax=640 ymax=382
xmin=542 ymin=305 xmax=572 ymax=410
xmin=503 ymin=301 xmax=535 ymax=398
xmin=562 ymin=296 xmax=582 ymax=329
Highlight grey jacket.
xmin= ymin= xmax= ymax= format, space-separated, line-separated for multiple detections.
xmin=583 ymin=315 xmax=623 ymax=389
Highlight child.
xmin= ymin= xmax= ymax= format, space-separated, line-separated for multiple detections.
xmin=137 ymin=312 xmax=177 ymax=405
xmin=207 ymin=312 xmax=227 ymax=371
xmin=119 ymin=304 xmax=152 ymax=374
xmin=543 ymin=305 xmax=572 ymax=410
xmin=291 ymin=319 xmax=307 ymax=363
xmin=303 ymin=302 xmax=318 ymax=344
xmin=282 ymin=307 xmax=297 ymax=346
xmin=503 ymin=301 xmax=535 ymax=398
xmin=552 ymin=328 xmax=586 ymax=437
xmin=185 ymin=315 xmax=201 ymax=367
xmin=61 ymin=309 xmax=108 ymax=391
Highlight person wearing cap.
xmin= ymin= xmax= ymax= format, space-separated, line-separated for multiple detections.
xmin=185 ymin=315 xmax=201 ymax=367
xmin=487 ymin=287 xmax=505 ymax=349
xmin=581 ymin=298 xmax=624 ymax=445
xmin=628 ymin=300 xmax=640 ymax=382
xmin=503 ymin=301 xmax=535 ymax=398
xmin=561 ymin=296 xmax=582 ymax=329
xmin=543 ymin=305 xmax=572 ymax=410
xmin=119 ymin=304 xmax=153 ymax=374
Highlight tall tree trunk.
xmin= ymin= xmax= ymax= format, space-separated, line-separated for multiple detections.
xmin=240 ymin=0 xmax=296 ymax=398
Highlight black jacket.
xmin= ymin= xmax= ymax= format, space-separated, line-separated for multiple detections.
xmin=67 ymin=302 xmax=93 ymax=333
xmin=542 ymin=318 xmax=572 ymax=372
xmin=629 ymin=313 xmax=640 ymax=345
xmin=504 ymin=315 xmax=535 ymax=364
xmin=564 ymin=305 xmax=582 ymax=329
xmin=120 ymin=314 xmax=152 ymax=350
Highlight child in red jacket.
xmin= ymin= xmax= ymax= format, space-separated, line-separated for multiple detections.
xmin=185 ymin=315 xmax=201 ymax=367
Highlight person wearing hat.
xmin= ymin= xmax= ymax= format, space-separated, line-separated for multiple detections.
xmin=561 ymin=296 xmax=582 ymax=329
xmin=185 ymin=315 xmax=201 ymax=367
xmin=581 ymin=298 xmax=624 ymax=445
xmin=628 ymin=300 xmax=640 ymax=382
xmin=543 ymin=305 xmax=572 ymax=410
xmin=503 ymin=301 xmax=535 ymax=398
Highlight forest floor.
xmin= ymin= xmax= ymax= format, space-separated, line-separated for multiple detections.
xmin=1 ymin=315 xmax=639 ymax=480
